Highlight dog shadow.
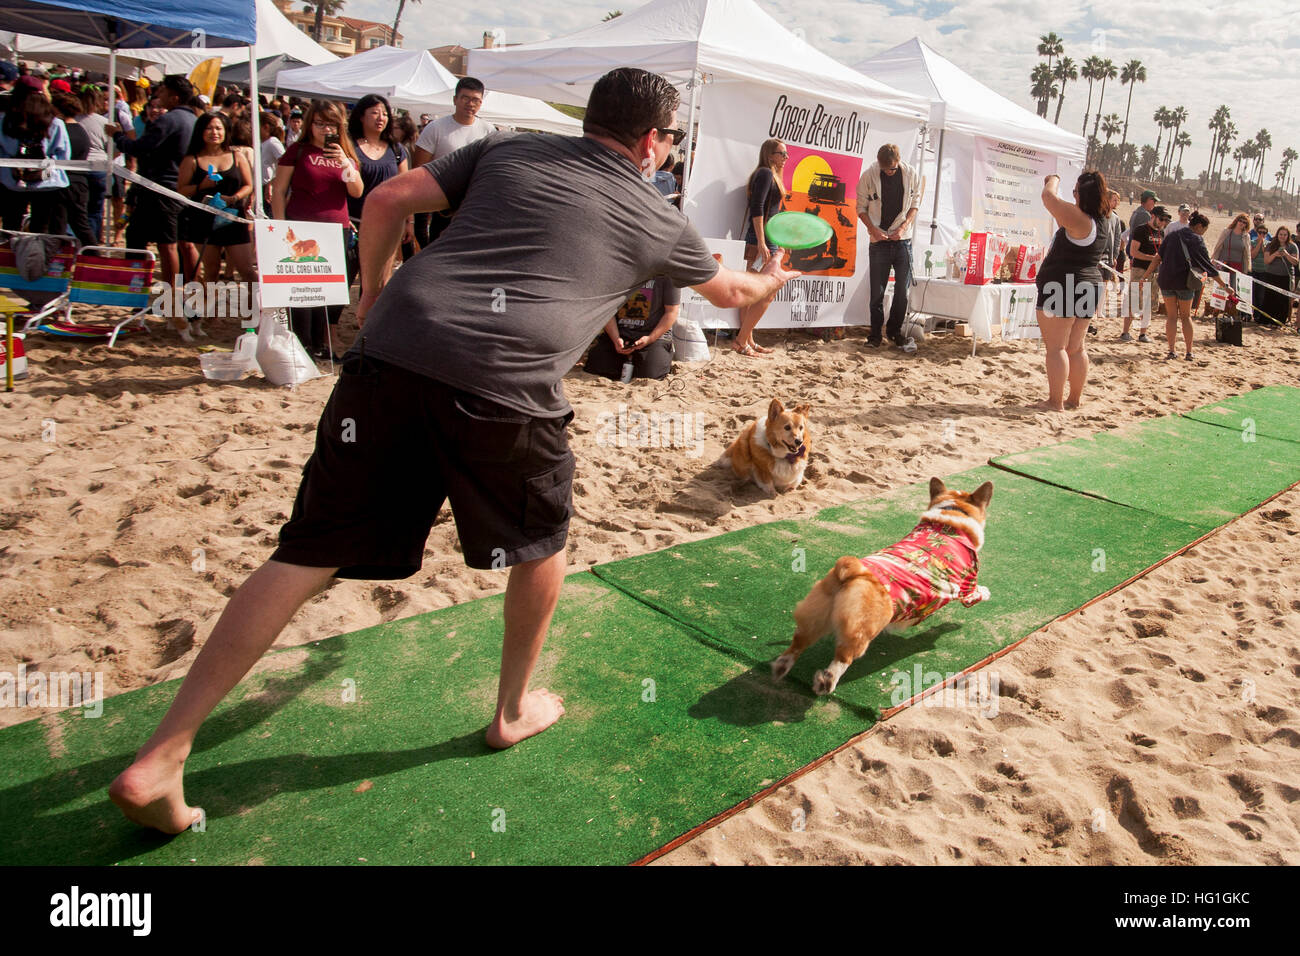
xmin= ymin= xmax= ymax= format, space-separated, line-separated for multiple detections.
xmin=688 ymin=620 xmax=961 ymax=728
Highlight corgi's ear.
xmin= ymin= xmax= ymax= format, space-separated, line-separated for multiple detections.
xmin=793 ymin=403 xmax=812 ymax=417
xmin=767 ymin=398 xmax=784 ymax=421
xmin=928 ymin=477 xmax=947 ymax=501
xmin=971 ymin=481 xmax=994 ymax=510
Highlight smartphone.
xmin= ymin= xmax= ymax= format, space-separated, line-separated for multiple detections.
xmin=323 ymin=133 xmax=340 ymax=150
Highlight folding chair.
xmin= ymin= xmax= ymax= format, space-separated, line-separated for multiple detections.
xmin=58 ymin=246 xmax=158 ymax=348
xmin=0 ymin=230 xmax=78 ymax=332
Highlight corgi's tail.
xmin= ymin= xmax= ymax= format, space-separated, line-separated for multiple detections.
xmin=830 ymin=556 xmax=871 ymax=587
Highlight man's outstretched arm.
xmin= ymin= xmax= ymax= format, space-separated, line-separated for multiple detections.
xmin=357 ymin=167 xmax=449 ymax=325
xmin=692 ymin=254 xmax=799 ymax=309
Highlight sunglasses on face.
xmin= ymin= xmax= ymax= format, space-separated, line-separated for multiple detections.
xmin=645 ymin=127 xmax=685 ymax=146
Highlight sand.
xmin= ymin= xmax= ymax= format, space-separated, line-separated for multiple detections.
xmin=2 ymin=201 xmax=1298 ymax=864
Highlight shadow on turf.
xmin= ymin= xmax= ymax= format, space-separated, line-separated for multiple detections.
xmin=689 ymin=620 xmax=959 ymax=727
xmin=0 ymin=640 xmax=352 ymax=865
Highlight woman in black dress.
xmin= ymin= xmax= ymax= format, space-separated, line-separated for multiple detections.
xmin=735 ymin=137 xmax=788 ymax=356
xmin=1032 ymin=170 xmax=1110 ymax=411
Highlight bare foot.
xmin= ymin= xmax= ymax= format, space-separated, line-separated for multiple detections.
xmin=109 ymin=747 xmax=201 ymax=834
xmin=486 ymin=688 xmax=566 ymax=749
xmin=1064 ymin=399 xmax=1082 ymax=409
xmin=1026 ymin=399 xmax=1066 ymax=412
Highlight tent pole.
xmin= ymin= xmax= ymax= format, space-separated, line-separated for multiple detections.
xmin=929 ymin=127 xmax=945 ymax=246
xmin=248 ymin=45 xmax=265 ymax=218
xmin=106 ymin=47 xmax=117 ymax=246
xmin=680 ymin=66 xmax=701 ymax=207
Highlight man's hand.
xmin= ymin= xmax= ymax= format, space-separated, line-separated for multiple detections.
xmin=867 ymin=224 xmax=887 ymax=242
xmin=887 ymin=227 xmax=903 ymax=241
xmin=631 ymin=335 xmax=652 ymax=351
xmin=760 ymin=252 xmax=799 ymax=286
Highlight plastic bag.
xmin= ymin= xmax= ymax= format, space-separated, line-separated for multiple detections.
xmin=253 ymin=293 xmax=321 ymax=387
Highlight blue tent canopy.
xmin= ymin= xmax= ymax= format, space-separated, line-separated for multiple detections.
xmin=0 ymin=0 xmax=256 ymax=48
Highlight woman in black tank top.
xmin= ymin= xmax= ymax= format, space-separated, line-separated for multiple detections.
xmin=177 ymin=112 xmax=257 ymax=294
xmin=1030 ymin=170 xmax=1111 ymax=412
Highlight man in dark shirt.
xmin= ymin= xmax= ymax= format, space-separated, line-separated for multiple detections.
xmin=1122 ymin=205 xmax=1169 ymax=341
xmin=109 ymin=74 xmax=196 ymax=307
xmin=856 ymin=143 xmax=922 ymax=349
xmin=109 ymin=68 xmax=799 ymax=834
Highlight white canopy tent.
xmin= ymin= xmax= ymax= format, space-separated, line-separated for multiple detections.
xmin=275 ymin=46 xmax=582 ymax=136
xmin=857 ymin=38 xmax=1088 ymax=251
xmin=468 ymin=0 xmax=928 ymax=198
xmin=468 ymin=0 xmax=930 ymax=329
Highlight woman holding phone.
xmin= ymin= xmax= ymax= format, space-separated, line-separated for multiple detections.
xmin=272 ymin=100 xmax=364 ymax=359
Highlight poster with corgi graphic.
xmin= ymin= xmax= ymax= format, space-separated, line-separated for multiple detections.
xmin=688 ymin=85 xmax=921 ymax=328
xmin=255 ymin=220 xmax=350 ymax=307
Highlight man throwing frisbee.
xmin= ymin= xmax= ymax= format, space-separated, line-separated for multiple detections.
xmin=110 ymin=68 xmax=799 ymax=834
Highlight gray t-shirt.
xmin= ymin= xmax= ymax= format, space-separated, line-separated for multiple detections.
xmin=1129 ymin=206 xmax=1152 ymax=232
xmin=357 ymin=132 xmax=721 ymax=417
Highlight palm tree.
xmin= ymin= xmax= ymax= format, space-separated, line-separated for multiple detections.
xmin=1120 ymin=142 xmax=1138 ymax=177
xmin=1079 ymin=56 xmax=1103 ymax=138
xmin=1118 ymin=59 xmax=1147 ymax=156
xmin=1174 ymin=131 xmax=1191 ymax=183
xmin=1206 ymin=106 xmax=1229 ymax=189
xmin=1030 ymin=64 xmax=1057 ymax=118
xmin=1140 ymin=144 xmax=1159 ymax=180
xmin=1036 ymin=32 xmax=1064 ymax=115
xmin=1253 ymin=129 xmax=1272 ymax=191
xmin=1090 ymin=59 xmax=1118 ymax=144
xmin=1152 ymin=106 xmax=1171 ymax=169
xmin=1052 ymin=57 xmax=1077 ymax=125
xmin=390 ymin=0 xmax=420 ymax=45
xmin=303 ymin=0 xmax=346 ymax=43
xmin=1281 ymin=147 xmax=1299 ymax=197
xmin=1164 ymin=107 xmax=1187 ymax=180
xmin=1215 ymin=121 xmax=1237 ymax=188
xmin=1101 ymin=112 xmax=1121 ymax=171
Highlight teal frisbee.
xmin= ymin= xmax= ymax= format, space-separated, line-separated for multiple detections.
xmin=764 ymin=211 xmax=834 ymax=250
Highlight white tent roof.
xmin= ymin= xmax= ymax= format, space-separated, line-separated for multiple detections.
xmin=2 ymin=0 xmax=334 ymax=75
xmin=276 ymin=46 xmax=583 ymax=136
xmin=856 ymin=38 xmax=1086 ymax=160
xmin=467 ymin=0 xmax=927 ymax=120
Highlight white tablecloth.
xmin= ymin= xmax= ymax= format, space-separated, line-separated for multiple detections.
xmin=908 ymin=278 xmax=1039 ymax=341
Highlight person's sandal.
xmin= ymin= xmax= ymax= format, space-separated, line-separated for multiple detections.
xmin=732 ymin=343 xmax=756 ymax=356
xmin=1185 ymin=352 xmax=1194 ymax=361
xmin=1165 ymin=351 xmax=1176 ymax=360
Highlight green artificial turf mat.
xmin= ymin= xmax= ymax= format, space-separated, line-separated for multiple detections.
xmin=1182 ymin=385 xmax=1300 ymax=444
xmin=0 ymin=575 xmax=868 ymax=866
xmin=991 ymin=416 xmax=1300 ymax=529
xmin=592 ymin=466 xmax=1205 ymax=717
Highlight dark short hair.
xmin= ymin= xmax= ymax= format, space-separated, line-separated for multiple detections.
xmin=877 ymin=143 xmax=900 ymax=165
xmin=455 ymin=77 xmax=485 ymax=97
xmin=162 ymin=74 xmax=194 ymax=101
xmin=583 ymin=67 xmax=679 ymax=151
xmin=1151 ymin=204 xmax=1170 ymax=221
xmin=1075 ymin=169 xmax=1108 ymax=219
xmin=222 ymin=92 xmax=247 ymax=109
xmin=1189 ymin=212 xmax=1210 ymax=229
xmin=347 ymin=94 xmax=395 ymax=144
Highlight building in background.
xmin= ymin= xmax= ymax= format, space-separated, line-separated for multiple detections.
xmin=274 ymin=1 xmax=402 ymax=56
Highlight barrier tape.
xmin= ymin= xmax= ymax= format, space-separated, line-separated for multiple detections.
xmin=1215 ymin=261 xmax=1300 ymax=302
xmin=0 ymin=157 xmax=251 ymax=225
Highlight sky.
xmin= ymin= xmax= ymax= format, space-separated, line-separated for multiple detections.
xmin=340 ymin=0 xmax=1300 ymax=187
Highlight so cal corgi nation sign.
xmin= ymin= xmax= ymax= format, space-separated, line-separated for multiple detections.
xmin=255 ymin=220 xmax=350 ymax=308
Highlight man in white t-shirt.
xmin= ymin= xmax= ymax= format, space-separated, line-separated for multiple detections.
xmin=412 ymin=77 xmax=493 ymax=247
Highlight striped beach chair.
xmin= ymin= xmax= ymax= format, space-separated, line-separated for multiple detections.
xmin=55 ymin=246 xmax=157 ymax=348
xmin=0 ymin=230 xmax=78 ymax=331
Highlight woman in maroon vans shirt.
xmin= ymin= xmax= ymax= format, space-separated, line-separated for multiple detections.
xmin=272 ymin=99 xmax=363 ymax=359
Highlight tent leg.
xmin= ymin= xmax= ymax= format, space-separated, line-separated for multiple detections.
xmin=680 ymin=67 xmax=701 ymax=207
xmin=106 ymin=48 xmax=118 ymax=246
xmin=248 ymin=45 xmax=264 ymax=218
xmin=929 ymin=128 xmax=944 ymax=247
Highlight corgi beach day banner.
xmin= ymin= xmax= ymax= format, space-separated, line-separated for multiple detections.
xmin=688 ymin=86 xmax=920 ymax=328
xmin=255 ymin=221 xmax=350 ymax=308
xmin=971 ymin=137 xmax=1058 ymax=248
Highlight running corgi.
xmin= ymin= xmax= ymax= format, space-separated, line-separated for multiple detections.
xmin=772 ymin=478 xmax=993 ymax=695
